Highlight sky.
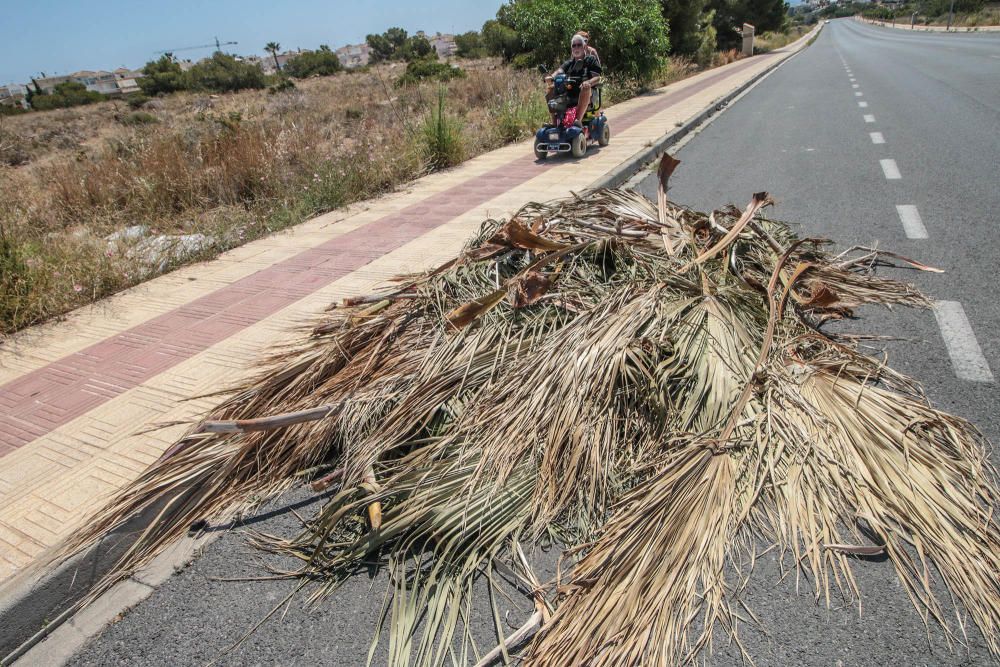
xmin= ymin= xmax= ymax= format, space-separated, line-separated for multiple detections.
xmin=0 ymin=0 xmax=503 ymax=85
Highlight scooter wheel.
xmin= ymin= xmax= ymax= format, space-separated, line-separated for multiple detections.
xmin=534 ymin=146 xmax=548 ymax=160
xmin=598 ymin=122 xmax=611 ymax=147
xmin=571 ymin=132 xmax=587 ymax=158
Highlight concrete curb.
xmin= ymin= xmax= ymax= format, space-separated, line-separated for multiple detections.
xmin=0 ymin=504 xmax=216 ymax=666
xmin=589 ymin=25 xmax=820 ymax=191
xmin=0 ymin=528 xmax=215 ymax=667
xmin=0 ymin=24 xmax=821 ymax=667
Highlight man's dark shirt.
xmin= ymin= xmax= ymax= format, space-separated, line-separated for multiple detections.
xmin=558 ymin=54 xmax=601 ymax=104
xmin=559 ymin=54 xmax=602 ymax=83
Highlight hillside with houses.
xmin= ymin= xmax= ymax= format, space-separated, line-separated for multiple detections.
xmin=0 ymin=31 xmax=457 ymax=110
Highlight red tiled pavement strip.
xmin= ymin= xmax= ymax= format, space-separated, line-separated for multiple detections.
xmin=0 ymin=54 xmax=776 ymax=457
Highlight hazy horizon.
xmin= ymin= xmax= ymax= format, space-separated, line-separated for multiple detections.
xmin=0 ymin=0 xmax=502 ymax=85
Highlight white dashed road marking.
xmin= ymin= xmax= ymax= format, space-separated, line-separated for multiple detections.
xmin=870 ymin=132 xmax=885 ymax=144
xmin=852 ymin=84 xmax=860 ymax=88
xmin=859 ymin=101 xmax=868 ymax=108
xmin=933 ymin=301 xmax=995 ymax=382
xmin=855 ymin=91 xmax=864 ymax=97
xmin=895 ymin=205 xmax=928 ymax=239
xmin=880 ymin=159 xmax=901 ymax=179
xmin=864 ymin=114 xmax=876 ymax=123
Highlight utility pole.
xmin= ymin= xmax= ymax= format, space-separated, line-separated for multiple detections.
xmin=946 ymin=0 xmax=955 ymax=30
xmin=911 ymin=11 xmax=917 ymax=28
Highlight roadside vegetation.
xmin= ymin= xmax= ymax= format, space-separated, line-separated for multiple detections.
xmin=795 ymin=0 xmax=1000 ymax=27
xmin=0 ymin=0 xmax=808 ymax=335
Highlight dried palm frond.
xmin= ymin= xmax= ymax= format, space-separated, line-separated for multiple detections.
xmin=57 ymin=157 xmax=999 ymax=666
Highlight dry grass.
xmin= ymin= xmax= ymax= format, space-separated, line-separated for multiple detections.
xmin=950 ymin=6 xmax=1000 ymax=26
xmin=0 ymin=60 xmax=550 ymax=334
xmin=754 ymin=25 xmax=811 ymax=53
xmin=0 ymin=53 xmax=709 ymax=335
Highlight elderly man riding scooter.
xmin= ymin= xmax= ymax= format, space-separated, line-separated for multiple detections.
xmin=545 ymin=33 xmax=602 ymax=127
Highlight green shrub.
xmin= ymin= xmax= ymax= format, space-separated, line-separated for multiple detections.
xmin=497 ymin=0 xmax=670 ymax=84
xmin=188 ymin=53 xmax=266 ymax=93
xmin=400 ymin=35 xmax=435 ymax=62
xmin=397 ymin=59 xmax=465 ymax=86
xmin=365 ymin=28 xmax=438 ymax=63
xmin=482 ymin=19 xmax=521 ymax=61
xmin=695 ymin=11 xmax=718 ymax=66
xmin=510 ymin=53 xmax=536 ymax=70
xmin=120 ymin=111 xmax=158 ymax=125
xmin=0 ymin=105 xmax=28 ymax=117
xmin=420 ymin=88 xmax=464 ymax=170
xmin=30 ymin=82 xmax=106 ymax=111
xmin=454 ymin=31 xmax=487 ymax=58
xmin=268 ymin=77 xmax=297 ymax=94
xmin=284 ymin=46 xmax=342 ymax=78
xmin=139 ymin=55 xmax=189 ymax=95
xmin=490 ymin=91 xmax=548 ymax=143
xmin=125 ymin=93 xmax=151 ymax=109
xmin=0 ymin=226 xmax=30 ymax=329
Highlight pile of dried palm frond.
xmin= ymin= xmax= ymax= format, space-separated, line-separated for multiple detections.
xmin=61 ymin=157 xmax=999 ymax=666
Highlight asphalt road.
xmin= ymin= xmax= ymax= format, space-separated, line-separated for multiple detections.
xmin=68 ymin=20 xmax=1000 ymax=667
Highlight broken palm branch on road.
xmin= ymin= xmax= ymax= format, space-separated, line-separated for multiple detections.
xmin=61 ymin=156 xmax=1000 ymax=665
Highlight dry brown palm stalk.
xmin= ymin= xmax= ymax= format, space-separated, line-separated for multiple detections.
xmin=57 ymin=157 xmax=1000 ymax=666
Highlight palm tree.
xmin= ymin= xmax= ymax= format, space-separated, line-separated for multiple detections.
xmin=264 ymin=41 xmax=281 ymax=72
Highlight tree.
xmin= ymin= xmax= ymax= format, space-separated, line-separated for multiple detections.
xmin=454 ymin=31 xmax=485 ymax=58
xmin=366 ymin=28 xmax=430 ymax=63
xmin=187 ymin=52 xmax=266 ymax=93
xmin=400 ymin=35 xmax=435 ymax=62
xmin=481 ymin=19 xmax=521 ymax=61
xmin=265 ymin=41 xmax=282 ymax=72
xmin=694 ymin=10 xmax=718 ymax=65
xmin=661 ymin=0 xmax=708 ymax=55
xmin=368 ymin=27 xmax=410 ymax=63
xmin=366 ymin=33 xmax=395 ymax=63
xmin=498 ymin=0 xmax=670 ymax=83
xmin=706 ymin=0 xmax=788 ymax=50
xmin=385 ymin=27 xmax=409 ymax=51
xmin=283 ymin=45 xmax=342 ymax=78
xmin=139 ymin=54 xmax=189 ymax=96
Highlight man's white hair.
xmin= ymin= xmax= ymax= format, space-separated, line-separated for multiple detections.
xmin=571 ymin=33 xmax=587 ymax=45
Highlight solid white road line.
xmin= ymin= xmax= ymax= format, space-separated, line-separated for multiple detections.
xmin=895 ymin=205 xmax=928 ymax=239
xmin=864 ymin=114 xmax=876 ymax=123
xmin=858 ymin=101 xmax=868 ymax=108
xmin=880 ymin=159 xmax=901 ymax=179
xmin=933 ymin=301 xmax=995 ymax=383
xmin=870 ymin=132 xmax=885 ymax=144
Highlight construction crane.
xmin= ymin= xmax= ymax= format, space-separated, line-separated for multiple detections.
xmin=155 ymin=37 xmax=238 ymax=57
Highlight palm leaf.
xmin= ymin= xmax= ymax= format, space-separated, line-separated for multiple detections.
xmin=55 ymin=157 xmax=999 ymax=665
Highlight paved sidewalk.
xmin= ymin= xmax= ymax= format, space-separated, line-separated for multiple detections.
xmin=0 ymin=35 xmax=812 ymax=589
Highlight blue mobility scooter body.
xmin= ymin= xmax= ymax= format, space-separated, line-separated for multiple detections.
xmin=534 ymin=72 xmax=610 ymax=159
